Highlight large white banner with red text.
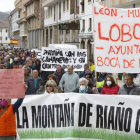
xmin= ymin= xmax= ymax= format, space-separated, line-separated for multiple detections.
xmin=94 ymin=4 xmax=140 ymax=73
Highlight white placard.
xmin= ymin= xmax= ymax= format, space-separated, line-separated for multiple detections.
xmin=94 ymin=4 xmax=140 ymax=73
xmin=41 ymin=47 xmax=87 ymax=71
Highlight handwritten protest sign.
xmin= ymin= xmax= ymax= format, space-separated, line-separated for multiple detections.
xmin=0 ymin=69 xmax=24 ymax=99
xmin=94 ymin=4 xmax=140 ymax=73
xmin=41 ymin=47 xmax=87 ymax=71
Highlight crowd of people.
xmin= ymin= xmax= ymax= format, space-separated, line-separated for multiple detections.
xmin=1 ymin=48 xmax=140 ymax=140
xmin=0 ymin=48 xmax=140 ymax=95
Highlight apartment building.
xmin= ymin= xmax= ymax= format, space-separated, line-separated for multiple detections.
xmin=42 ymin=0 xmax=80 ymax=48
xmin=24 ymin=0 xmax=44 ymax=49
xmin=100 ymin=0 xmax=140 ymax=8
xmin=0 ymin=21 xmax=10 ymax=47
xmin=15 ymin=0 xmax=29 ymax=48
xmin=79 ymin=0 xmax=94 ymax=59
xmin=8 ymin=8 xmax=21 ymax=48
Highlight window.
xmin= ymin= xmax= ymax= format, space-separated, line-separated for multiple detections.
xmin=59 ymin=3 xmax=61 ymax=20
xmin=83 ymin=20 xmax=85 ymax=30
xmin=5 ymin=29 xmax=7 ymax=32
xmin=0 ymin=37 xmax=2 ymax=40
xmin=0 ymin=29 xmax=1 ymax=32
xmin=54 ymin=6 xmax=55 ymax=21
xmin=67 ymin=0 xmax=69 ymax=10
xmin=18 ymin=10 xmax=20 ymax=18
xmin=5 ymin=37 xmax=7 ymax=40
xmin=50 ymin=6 xmax=52 ymax=17
xmin=89 ymin=18 xmax=92 ymax=29
xmin=81 ymin=0 xmax=85 ymax=13
xmin=63 ymin=0 xmax=65 ymax=12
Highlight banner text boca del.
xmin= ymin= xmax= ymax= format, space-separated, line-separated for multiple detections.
xmin=94 ymin=5 xmax=140 ymax=73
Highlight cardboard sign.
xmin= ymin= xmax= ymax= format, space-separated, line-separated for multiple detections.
xmin=94 ymin=4 xmax=140 ymax=73
xmin=41 ymin=47 xmax=87 ymax=71
xmin=0 ymin=69 xmax=25 ymax=99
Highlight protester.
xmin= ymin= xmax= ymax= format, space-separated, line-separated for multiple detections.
xmin=24 ymin=66 xmax=31 ymax=83
xmin=3 ymin=57 xmax=10 ymax=69
xmin=37 ymin=74 xmax=61 ymax=94
xmin=44 ymin=80 xmax=58 ymax=94
xmin=79 ymin=63 xmax=89 ymax=78
xmin=0 ymin=83 xmax=27 ymax=140
xmin=53 ymin=65 xmax=65 ymax=83
xmin=101 ymin=75 xmax=120 ymax=95
xmin=118 ymin=73 xmax=140 ymax=95
xmin=11 ymin=57 xmax=21 ymax=69
xmin=122 ymin=72 xmax=140 ymax=86
xmin=88 ymin=59 xmax=95 ymax=72
xmin=59 ymin=66 xmax=79 ymax=93
xmin=26 ymin=70 xmax=43 ymax=94
xmin=73 ymin=78 xmax=93 ymax=94
xmin=33 ymin=59 xmax=41 ymax=76
xmin=85 ymin=69 xmax=96 ymax=87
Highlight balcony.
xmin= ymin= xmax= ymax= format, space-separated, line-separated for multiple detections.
xmin=42 ymin=0 xmax=60 ymax=7
xmin=100 ymin=0 xmax=136 ymax=7
xmin=14 ymin=0 xmax=21 ymax=6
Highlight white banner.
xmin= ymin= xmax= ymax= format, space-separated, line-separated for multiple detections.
xmin=41 ymin=47 xmax=87 ymax=71
xmin=12 ymin=94 xmax=140 ymax=139
xmin=94 ymin=4 xmax=140 ymax=73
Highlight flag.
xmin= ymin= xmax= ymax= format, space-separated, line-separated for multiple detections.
xmin=10 ymin=39 xmax=18 ymax=45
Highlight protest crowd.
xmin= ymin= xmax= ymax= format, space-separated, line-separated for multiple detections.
xmin=0 ymin=48 xmax=140 ymax=96
xmin=0 ymin=48 xmax=140 ymax=140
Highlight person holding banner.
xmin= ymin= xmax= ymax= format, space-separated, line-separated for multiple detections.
xmin=73 ymin=78 xmax=93 ymax=94
xmin=44 ymin=80 xmax=58 ymax=94
xmin=101 ymin=75 xmax=120 ymax=95
xmin=0 ymin=83 xmax=27 ymax=140
xmin=118 ymin=74 xmax=140 ymax=95
xmin=59 ymin=66 xmax=79 ymax=93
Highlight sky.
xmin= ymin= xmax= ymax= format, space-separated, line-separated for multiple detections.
xmin=0 ymin=0 xmax=15 ymax=12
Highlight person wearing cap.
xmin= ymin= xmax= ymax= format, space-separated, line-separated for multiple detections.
xmin=44 ymin=80 xmax=58 ymax=94
xmin=73 ymin=78 xmax=93 ymax=94
xmin=118 ymin=73 xmax=140 ymax=95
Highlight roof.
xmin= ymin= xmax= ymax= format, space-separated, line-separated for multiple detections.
xmin=0 ymin=20 xmax=8 ymax=28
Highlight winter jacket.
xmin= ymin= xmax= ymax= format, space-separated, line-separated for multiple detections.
xmin=73 ymin=87 xmax=93 ymax=94
xmin=118 ymin=83 xmax=140 ymax=95
xmin=89 ymin=64 xmax=95 ymax=72
xmin=24 ymin=73 xmax=32 ymax=83
xmin=11 ymin=61 xmax=21 ymax=69
xmin=122 ymin=74 xmax=140 ymax=86
xmin=79 ymin=71 xmax=85 ymax=78
xmin=26 ymin=77 xmax=43 ymax=94
xmin=59 ymin=72 xmax=79 ymax=93
xmin=41 ymin=71 xmax=53 ymax=81
xmin=101 ymin=85 xmax=120 ymax=95
xmin=0 ymin=99 xmax=23 ymax=136
xmin=53 ymin=69 xmax=65 ymax=83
